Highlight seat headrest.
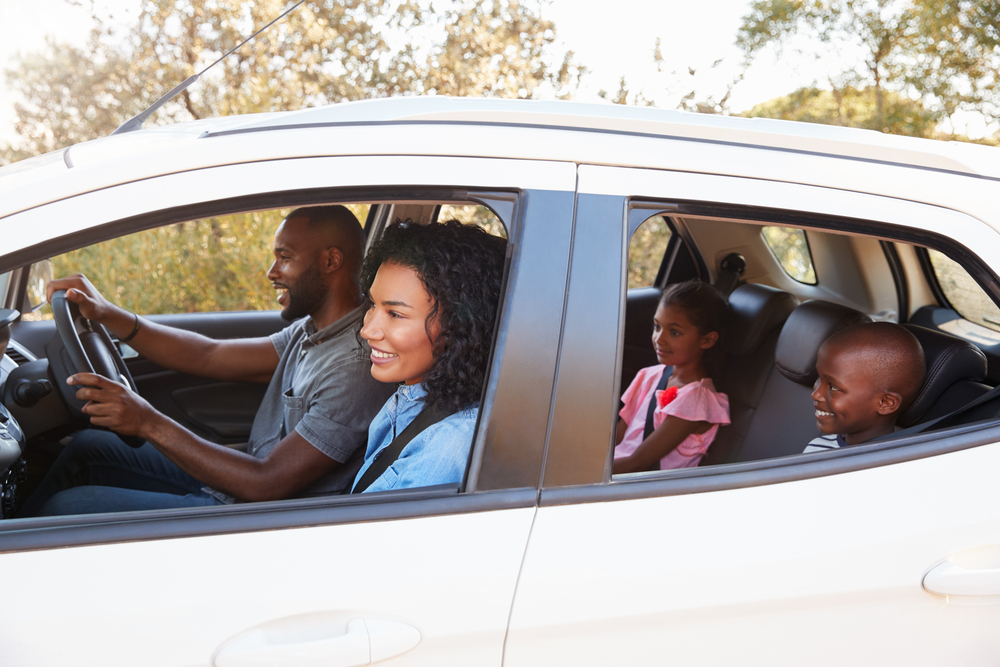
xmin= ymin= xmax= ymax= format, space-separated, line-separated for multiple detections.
xmin=727 ymin=284 xmax=799 ymax=356
xmin=897 ymin=324 xmax=987 ymax=427
xmin=775 ymin=300 xmax=872 ymax=386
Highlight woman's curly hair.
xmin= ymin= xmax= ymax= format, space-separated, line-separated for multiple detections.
xmin=360 ymin=220 xmax=507 ymax=414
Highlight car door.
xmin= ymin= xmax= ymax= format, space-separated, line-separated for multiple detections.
xmin=0 ymin=154 xmax=577 ymax=666
xmin=504 ymin=163 xmax=1000 ymax=666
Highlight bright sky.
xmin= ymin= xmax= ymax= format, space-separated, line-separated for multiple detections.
xmin=0 ymin=0 xmax=987 ymax=147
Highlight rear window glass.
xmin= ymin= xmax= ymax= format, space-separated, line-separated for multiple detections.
xmin=761 ymin=226 xmax=816 ymax=284
xmin=928 ymin=249 xmax=1000 ymax=333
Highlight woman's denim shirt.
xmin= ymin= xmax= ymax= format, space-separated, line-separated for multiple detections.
xmin=352 ymin=383 xmax=478 ymax=493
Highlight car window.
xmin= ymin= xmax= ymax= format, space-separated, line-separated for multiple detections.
xmin=761 ymin=226 xmax=816 ymax=284
xmin=611 ymin=205 xmax=1000 ymax=478
xmin=926 ymin=248 xmax=1000 ymax=334
xmin=436 ymin=204 xmax=507 ymax=239
xmin=5 ymin=194 xmax=519 ymax=537
xmin=23 ymin=206 xmax=371 ymax=320
xmin=628 ymin=214 xmax=671 ymax=289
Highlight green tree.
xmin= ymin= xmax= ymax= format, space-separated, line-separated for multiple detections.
xmin=736 ymin=0 xmax=1000 ymax=135
xmin=3 ymin=0 xmax=579 ymax=164
xmin=743 ymin=85 xmax=939 ymax=137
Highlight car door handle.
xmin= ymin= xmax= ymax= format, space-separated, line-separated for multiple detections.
xmin=922 ymin=560 xmax=1000 ymax=597
xmin=214 ymin=617 xmax=421 ymax=667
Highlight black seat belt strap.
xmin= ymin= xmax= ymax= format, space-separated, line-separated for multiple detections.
xmin=352 ymin=406 xmax=450 ymax=493
xmin=643 ymin=366 xmax=673 ymax=440
xmin=874 ymin=383 xmax=1000 ymax=443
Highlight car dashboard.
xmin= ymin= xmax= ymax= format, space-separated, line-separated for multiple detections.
xmin=0 ymin=334 xmax=29 ymax=518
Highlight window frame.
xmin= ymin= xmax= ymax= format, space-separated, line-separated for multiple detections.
xmin=540 ymin=163 xmax=1000 ymax=506
xmin=0 ymin=175 xmax=568 ymax=551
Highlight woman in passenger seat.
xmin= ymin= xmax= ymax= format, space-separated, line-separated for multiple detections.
xmin=613 ymin=280 xmax=730 ymax=473
xmin=351 ymin=220 xmax=506 ymax=493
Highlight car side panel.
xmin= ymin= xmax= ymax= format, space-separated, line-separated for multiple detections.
xmin=1 ymin=505 xmax=535 ymax=667
xmin=505 ymin=165 xmax=1000 ymax=664
xmin=506 ymin=445 xmax=1000 ymax=666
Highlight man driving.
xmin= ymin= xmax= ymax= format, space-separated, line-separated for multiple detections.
xmin=18 ymin=205 xmax=395 ymax=516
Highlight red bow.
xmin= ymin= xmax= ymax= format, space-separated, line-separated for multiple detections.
xmin=657 ymin=385 xmax=679 ymax=408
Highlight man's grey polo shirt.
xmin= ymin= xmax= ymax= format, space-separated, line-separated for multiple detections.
xmin=204 ymin=306 xmax=395 ymax=503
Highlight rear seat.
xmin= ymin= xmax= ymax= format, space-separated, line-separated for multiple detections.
xmin=713 ymin=304 xmax=993 ymax=464
xmin=710 ymin=298 xmax=871 ymax=464
xmin=898 ymin=324 xmax=989 ymax=426
xmin=626 ymin=281 xmax=999 ymax=467
xmin=705 ymin=284 xmax=798 ymax=465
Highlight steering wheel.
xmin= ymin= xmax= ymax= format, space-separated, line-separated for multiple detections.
xmin=49 ymin=290 xmax=145 ymax=448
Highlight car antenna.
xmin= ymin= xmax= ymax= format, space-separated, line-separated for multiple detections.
xmin=110 ymin=0 xmax=306 ymax=136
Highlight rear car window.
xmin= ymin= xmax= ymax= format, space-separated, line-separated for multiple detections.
xmin=928 ymin=249 xmax=1000 ymax=333
xmin=761 ymin=226 xmax=816 ymax=284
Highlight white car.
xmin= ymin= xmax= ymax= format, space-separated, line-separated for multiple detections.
xmin=1 ymin=97 xmax=999 ymax=666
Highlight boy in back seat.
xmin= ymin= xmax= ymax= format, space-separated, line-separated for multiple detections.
xmin=805 ymin=322 xmax=925 ymax=452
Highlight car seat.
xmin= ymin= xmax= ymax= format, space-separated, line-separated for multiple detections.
xmin=704 ymin=284 xmax=798 ymax=465
xmin=713 ymin=299 xmax=872 ymax=464
xmin=898 ymin=324 xmax=990 ymax=426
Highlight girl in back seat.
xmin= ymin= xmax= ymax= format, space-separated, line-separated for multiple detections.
xmin=613 ymin=281 xmax=730 ymax=473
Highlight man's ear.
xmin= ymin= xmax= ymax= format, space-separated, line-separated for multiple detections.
xmin=876 ymin=391 xmax=903 ymax=416
xmin=321 ymin=246 xmax=344 ymax=273
xmin=700 ymin=331 xmax=719 ymax=350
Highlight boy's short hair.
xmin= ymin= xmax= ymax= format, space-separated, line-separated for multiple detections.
xmin=821 ymin=322 xmax=926 ymax=411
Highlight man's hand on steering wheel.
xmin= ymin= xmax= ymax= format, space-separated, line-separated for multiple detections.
xmin=68 ymin=373 xmax=156 ymax=439
xmin=46 ymin=274 xmax=122 ymax=329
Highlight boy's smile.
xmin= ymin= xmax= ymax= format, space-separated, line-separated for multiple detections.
xmin=811 ymin=340 xmax=900 ymax=445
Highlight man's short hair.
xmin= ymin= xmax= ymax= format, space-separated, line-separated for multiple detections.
xmin=822 ymin=322 xmax=926 ymax=409
xmin=287 ymin=205 xmax=365 ymax=264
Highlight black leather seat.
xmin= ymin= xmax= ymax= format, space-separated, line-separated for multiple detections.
xmin=898 ymin=324 xmax=989 ymax=426
xmin=705 ymin=284 xmax=798 ymax=465
xmin=712 ymin=299 xmax=872 ymax=464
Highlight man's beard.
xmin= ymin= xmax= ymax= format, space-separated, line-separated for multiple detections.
xmin=281 ymin=263 xmax=329 ymax=321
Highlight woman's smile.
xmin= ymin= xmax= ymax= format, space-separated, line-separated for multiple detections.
xmin=360 ymin=262 xmax=440 ymax=385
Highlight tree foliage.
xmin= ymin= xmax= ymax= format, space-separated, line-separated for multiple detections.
xmin=743 ymin=85 xmax=939 ymax=136
xmin=736 ymin=0 xmax=1000 ymax=135
xmin=3 ymin=0 xmax=579 ymax=163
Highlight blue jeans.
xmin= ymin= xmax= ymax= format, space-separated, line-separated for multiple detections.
xmin=17 ymin=430 xmax=224 ymax=517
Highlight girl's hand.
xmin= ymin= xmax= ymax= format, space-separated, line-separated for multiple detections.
xmin=613 ymin=415 xmax=711 ymax=474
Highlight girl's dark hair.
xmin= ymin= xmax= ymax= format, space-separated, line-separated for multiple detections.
xmin=360 ymin=219 xmax=507 ymax=413
xmin=660 ymin=280 xmax=730 ymax=376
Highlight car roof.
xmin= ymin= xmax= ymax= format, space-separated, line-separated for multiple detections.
xmin=1 ymin=96 xmax=998 ymax=222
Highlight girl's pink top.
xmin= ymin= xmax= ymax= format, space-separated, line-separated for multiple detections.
xmin=615 ymin=365 xmax=730 ymax=470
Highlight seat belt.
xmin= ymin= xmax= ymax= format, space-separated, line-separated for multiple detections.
xmin=873 ymin=383 xmax=1000 ymax=443
xmin=352 ymin=407 xmax=451 ymax=493
xmin=643 ymin=366 xmax=673 ymax=440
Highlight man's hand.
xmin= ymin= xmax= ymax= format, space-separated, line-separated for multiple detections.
xmin=68 ymin=372 xmax=157 ymax=438
xmin=46 ymin=274 xmax=117 ymax=324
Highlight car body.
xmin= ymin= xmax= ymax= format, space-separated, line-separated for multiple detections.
xmin=1 ymin=97 xmax=999 ymax=666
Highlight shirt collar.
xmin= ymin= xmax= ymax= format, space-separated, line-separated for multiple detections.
xmin=303 ymin=305 xmax=366 ymax=346
xmin=398 ymin=382 xmax=428 ymax=402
